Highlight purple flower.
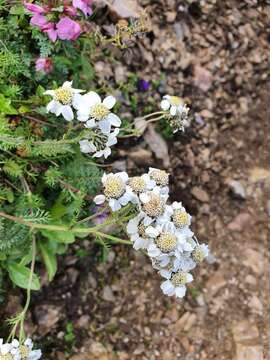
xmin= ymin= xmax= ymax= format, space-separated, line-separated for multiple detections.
xmin=72 ymin=0 xmax=93 ymax=16
xmin=43 ymin=22 xmax=58 ymax=42
xmin=24 ymin=2 xmax=45 ymax=14
xmin=64 ymin=5 xmax=78 ymax=17
xmin=35 ymin=58 xmax=53 ymax=74
xmin=56 ymin=17 xmax=81 ymax=41
xmin=138 ymin=79 xmax=150 ymax=92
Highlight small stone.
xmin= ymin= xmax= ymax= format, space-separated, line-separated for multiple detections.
xmin=243 ymin=248 xmax=266 ymax=275
xmin=101 ymin=285 xmax=115 ymax=302
xmin=75 ymin=315 xmax=90 ymax=329
xmin=236 ymin=344 xmax=263 ymax=360
xmin=249 ymin=296 xmax=263 ymax=315
xmin=227 ymin=213 xmax=251 ymax=231
xmin=228 ymin=180 xmax=246 ymax=200
xmin=166 ymin=11 xmax=177 ymax=22
xmin=35 ymin=304 xmax=61 ymax=336
xmin=129 ymin=148 xmax=153 ymax=165
xmin=232 ymin=320 xmax=259 ymax=343
xmin=205 ymin=273 xmax=226 ymax=297
xmin=244 ymin=274 xmax=257 ymax=285
xmin=191 ymin=186 xmax=210 ymax=203
xmin=193 ymin=65 xmax=213 ymax=92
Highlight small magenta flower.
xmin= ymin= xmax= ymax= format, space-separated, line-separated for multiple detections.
xmin=24 ymin=2 xmax=45 ymax=14
xmin=30 ymin=13 xmax=48 ymax=29
xmin=43 ymin=22 xmax=58 ymax=42
xmin=73 ymin=0 xmax=93 ymax=16
xmin=64 ymin=5 xmax=78 ymax=17
xmin=56 ymin=17 xmax=81 ymax=41
xmin=138 ymin=79 xmax=150 ymax=92
xmin=35 ymin=58 xmax=53 ymax=74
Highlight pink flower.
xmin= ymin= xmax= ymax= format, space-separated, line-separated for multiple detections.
xmin=43 ymin=22 xmax=58 ymax=42
xmin=64 ymin=5 xmax=78 ymax=16
xmin=72 ymin=0 xmax=93 ymax=16
xmin=30 ymin=13 xmax=48 ymax=29
xmin=24 ymin=2 xmax=45 ymax=14
xmin=56 ymin=17 xmax=81 ymax=41
xmin=35 ymin=58 xmax=53 ymax=74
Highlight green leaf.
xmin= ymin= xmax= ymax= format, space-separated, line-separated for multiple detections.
xmin=41 ymin=229 xmax=75 ymax=244
xmin=81 ymin=57 xmax=94 ymax=81
xmin=7 ymin=262 xmax=41 ymax=291
xmin=10 ymin=5 xmax=25 ymax=15
xmin=39 ymin=241 xmax=57 ymax=281
xmin=0 ymin=94 xmax=18 ymax=115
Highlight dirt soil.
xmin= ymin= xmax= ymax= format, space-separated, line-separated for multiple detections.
xmin=2 ymin=1 xmax=270 ymax=359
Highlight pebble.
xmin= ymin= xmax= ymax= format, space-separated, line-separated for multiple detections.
xmin=191 ymin=186 xmax=210 ymax=203
xmin=101 ymin=285 xmax=115 ymax=302
xmin=228 ymin=180 xmax=246 ymax=199
xmin=243 ymin=248 xmax=266 ymax=275
xmin=227 ymin=213 xmax=251 ymax=231
xmin=205 ymin=272 xmax=226 ymax=297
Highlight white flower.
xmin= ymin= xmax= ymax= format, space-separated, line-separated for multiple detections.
xmin=173 ymin=252 xmax=197 ymax=272
xmin=126 ymin=212 xmax=152 ymax=250
xmin=11 ymin=338 xmax=42 ymax=360
xmin=76 ymin=91 xmax=121 ymax=134
xmin=0 ymin=339 xmax=12 ymax=356
xmin=139 ymin=187 xmax=169 ymax=223
xmin=148 ymin=168 xmax=169 ymax=195
xmin=44 ymin=81 xmax=84 ymax=121
xmin=192 ymin=243 xmax=209 ymax=263
xmin=79 ymin=128 xmax=119 ymax=159
xmin=160 ymin=271 xmax=193 ymax=298
xmin=94 ymin=172 xmax=135 ymax=211
xmin=160 ymin=95 xmax=190 ymax=133
xmin=126 ymin=174 xmax=156 ymax=201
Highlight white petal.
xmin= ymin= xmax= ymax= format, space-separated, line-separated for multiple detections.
xmin=159 ymin=269 xmax=172 ymax=279
xmin=99 ymin=118 xmax=111 ymax=134
xmin=119 ymin=193 xmax=131 ymax=206
xmin=103 ymin=95 xmax=116 ymax=109
xmin=109 ymin=199 xmax=121 ymax=211
xmin=127 ymin=219 xmax=138 ymax=234
xmin=118 ymin=172 xmax=129 ymax=183
xmin=145 ymin=226 xmax=159 ymax=238
xmin=175 ymin=286 xmax=186 ymax=298
xmin=61 ymin=105 xmax=74 ymax=121
xmin=107 ymin=113 xmax=121 ymax=127
xmin=84 ymin=91 xmax=101 ymax=106
xmin=107 ymin=135 xmax=118 ymax=147
xmin=85 ymin=118 xmax=96 ymax=128
xmin=46 ymin=99 xmax=58 ymax=113
xmin=139 ymin=193 xmax=149 ymax=203
xmin=160 ymin=280 xmax=174 ymax=293
xmin=103 ymin=147 xmax=111 ymax=159
xmin=161 ymin=99 xmax=170 ymax=111
xmin=93 ymin=150 xmax=104 ymax=158
xmin=186 ymin=273 xmax=193 ymax=283
xmin=94 ymin=194 xmax=105 ymax=204
xmin=72 ymin=93 xmax=83 ymax=109
xmin=44 ymin=89 xmax=55 ymax=96
xmin=63 ymin=81 xmax=72 ymax=88
xmin=170 ymin=106 xmax=177 ymax=116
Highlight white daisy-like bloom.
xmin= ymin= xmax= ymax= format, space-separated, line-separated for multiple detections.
xmin=148 ymin=168 xmax=169 ymax=195
xmin=79 ymin=128 xmax=119 ymax=159
xmin=160 ymin=270 xmax=193 ymax=298
xmin=44 ymin=81 xmax=84 ymax=121
xmin=11 ymin=338 xmax=42 ymax=360
xmin=160 ymin=95 xmax=190 ymax=133
xmin=126 ymin=174 xmax=156 ymax=201
xmin=94 ymin=172 xmax=135 ymax=211
xmin=126 ymin=212 xmax=152 ymax=250
xmin=146 ymin=223 xmax=189 ymax=259
xmin=138 ymin=187 xmax=169 ymax=227
xmin=76 ymin=91 xmax=121 ymax=135
xmin=173 ymin=252 xmax=197 ymax=272
xmin=0 ymin=339 xmax=12 ymax=359
xmin=192 ymin=243 xmax=209 ymax=263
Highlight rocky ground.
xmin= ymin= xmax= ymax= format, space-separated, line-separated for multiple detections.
xmin=2 ymin=0 xmax=270 ymax=359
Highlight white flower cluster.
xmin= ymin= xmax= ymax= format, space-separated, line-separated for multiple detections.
xmin=0 ymin=338 xmax=41 ymax=360
xmin=45 ymin=81 xmax=121 ymax=159
xmin=94 ymin=168 xmax=209 ymax=298
xmin=160 ymin=95 xmax=190 ymax=133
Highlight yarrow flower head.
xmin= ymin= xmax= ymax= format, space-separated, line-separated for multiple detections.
xmin=0 ymin=338 xmax=41 ymax=360
xmin=77 ymin=91 xmax=121 ymax=135
xmin=79 ymin=128 xmax=119 ymax=159
xmin=44 ymin=81 xmax=84 ymax=121
xmin=94 ymin=172 xmax=135 ymax=211
xmin=161 ymin=270 xmax=193 ymax=298
xmin=160 ymin=95 xmax=190 ymax=133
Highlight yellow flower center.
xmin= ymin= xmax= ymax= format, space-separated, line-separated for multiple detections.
xmin=169 ymin=96 xmax=182 ymax=106
xmin=192 ymin=246 xmax=205 ymax=263
xmin=156 ymin=232 xmax=177 ymax=253
xmin=150 ymin=169 xmax=169 ymax=186
xmin=55 ymin=87 xmax=73 ymax=105
xmin=89 ymin=104 xmax=110 ymax=121
xmin=0 ymin=354 xmax=13 ymax=360
xmin=143 ymin=194 xmax=165 ymax=218
xmin=104 ymin=177 xmax=125 ymax=199
xmin=19 ymin=345 xmax=30 ymax=360
xmin=172 ymin=209 xmax=189 ymax=228
xmin=129 ymin=177 xmax=146 ymax=193
xmin=171 ymin=271 xmax=188 ymax=286
xmin=137 ymin=222 xmax=147 ymax=238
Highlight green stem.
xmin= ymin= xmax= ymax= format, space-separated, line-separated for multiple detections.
xmin=142 ymin=111 xmax=166 ymax=119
